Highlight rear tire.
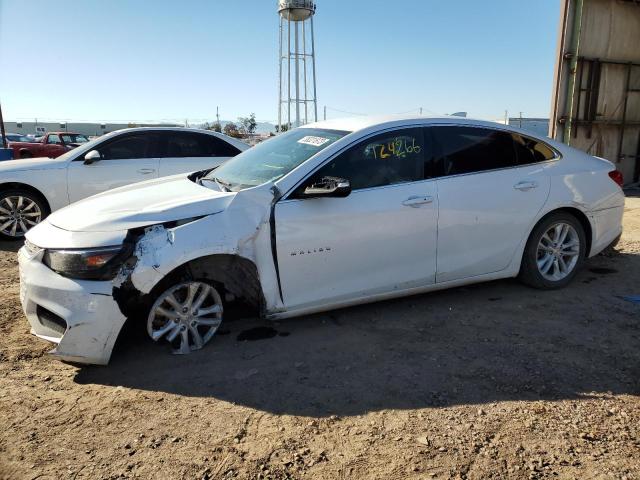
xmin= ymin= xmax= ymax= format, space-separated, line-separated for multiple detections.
xmin=0 ymin=188 xmax=49 ymax=241
xmin=519 ymin=212 xmax=586 ymax=290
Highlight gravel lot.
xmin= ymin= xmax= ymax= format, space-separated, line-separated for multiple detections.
xmin=1 ymin=195 xmax=639 ymax=480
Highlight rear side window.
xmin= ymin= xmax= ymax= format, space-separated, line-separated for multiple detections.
xmin=431 ymin=126 xmax=517 ymax=176
xmin=202 ymin=135 xmax=241 ymax=157
xmin=100 ymin=134 xmax=156 ymax=160
xmin=512 ymin=133 xmax=556 ymax=165
xmin=165 ymin=132 xmax=241 ymax=158
xmin=309 ymin=127 xmax=425 ymax=191
xmin=165 ymin=133 xmax=206 ymax=157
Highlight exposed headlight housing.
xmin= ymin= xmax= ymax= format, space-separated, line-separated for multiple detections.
xmin=23 ymin=239 xmax=43 ymax=257
xmin=42 ymin=245 xmax=133 ymax=280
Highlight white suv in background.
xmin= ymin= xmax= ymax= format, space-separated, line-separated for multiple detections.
xmin=0 ymin=128 xmax=248 ymax=239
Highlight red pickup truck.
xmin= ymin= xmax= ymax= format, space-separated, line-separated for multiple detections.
xmin=6 ymin=132 xmax=90 ymax=159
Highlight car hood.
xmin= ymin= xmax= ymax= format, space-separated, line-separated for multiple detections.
xmin=0 ymin=157 xmax=66 ymax=171
xmin=47 ymin=174 xmax=236 ymax=232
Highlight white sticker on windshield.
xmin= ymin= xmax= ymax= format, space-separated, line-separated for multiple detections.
xmin=298 ymin=135 xmax=330 ymax=147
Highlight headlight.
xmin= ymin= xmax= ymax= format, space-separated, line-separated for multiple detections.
xmin=42 ymin=245 xmax=132 ymax=280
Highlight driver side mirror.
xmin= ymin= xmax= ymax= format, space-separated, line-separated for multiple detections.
xmin=302 ymin=176 xmax=351 ymax=198
xmin=83 ymin=149 xmax=102 ymax=165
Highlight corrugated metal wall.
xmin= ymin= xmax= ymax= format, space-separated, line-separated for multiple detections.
xmin=550 ymin=0 xmax=640 ymax=184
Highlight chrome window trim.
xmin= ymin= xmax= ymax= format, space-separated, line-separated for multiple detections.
xmin=280 ymin=122 xmax=562 ymax=201
xmin=427 ymin=124 xmax=562 ymax=180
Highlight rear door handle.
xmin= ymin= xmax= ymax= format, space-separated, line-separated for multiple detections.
xmin=514 ymin=180 xmax=538 ymax=191
xmin=137 ymin=168 xmax=156 ymax=174
xmin=402 ymin=195 xmax=434 ymax=207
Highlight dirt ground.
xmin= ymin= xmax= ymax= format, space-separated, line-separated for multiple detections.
xmin=1 ymin=195 xmax=639 ymax=480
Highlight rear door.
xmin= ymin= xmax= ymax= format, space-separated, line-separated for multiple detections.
xmin=158 ymin=132 xmax=241 ymax=177
xmin=432 ymin=126 xmax=553 ymax=283
xmin=66 ymin=132 xmax=160 ymax=203
xmin=275 ymin=127 xmax=439 ymax=310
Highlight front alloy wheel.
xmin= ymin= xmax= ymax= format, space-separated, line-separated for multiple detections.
xmin=147 ymin=281 xmax=223 ymax=354
xmin=0 ymin=192 xmax=44 ymax=239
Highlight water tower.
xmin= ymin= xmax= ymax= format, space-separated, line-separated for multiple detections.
xmin=278 ymin=0 xmax=318 ymax=130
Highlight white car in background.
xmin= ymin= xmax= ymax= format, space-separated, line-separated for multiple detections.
xmin=19 ymin=115 xmax=624 ymax=365
xmin=0 ymin=128 xmax=248 ymax=239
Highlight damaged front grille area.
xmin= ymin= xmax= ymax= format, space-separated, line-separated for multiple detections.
xmin=36 ymin=305 xmax=67 ymax=336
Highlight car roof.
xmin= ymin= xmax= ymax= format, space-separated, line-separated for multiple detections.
xmin=105 ymin=127 xmax=250 ymax=150
xmin=303 ymin=114 xmax=518 ymax=132
xmin=301 ymin=114 xmax=558 ymax=146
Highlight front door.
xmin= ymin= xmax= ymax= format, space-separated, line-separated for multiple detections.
xmin=67 ymin=132 xmax=160 ymax=203
xmin=275 ymin=127 xmax=438 ymax=310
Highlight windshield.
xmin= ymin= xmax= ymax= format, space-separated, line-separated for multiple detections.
xmin=61 ymin=134 xmax=89 ymax=144
xmin=204 ymin=128 xmax=349 ymax=191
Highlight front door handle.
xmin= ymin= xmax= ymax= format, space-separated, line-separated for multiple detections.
xmin=402 ymin=195 xmax=434 ymax=207
xmin=137 ymin=168 xmax=156 ymax=174
xmin=514 ymin=180 xmax=538 ymax=191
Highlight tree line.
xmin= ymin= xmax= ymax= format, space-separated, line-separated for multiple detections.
xmin=202 ymin=113 xmax=258 ymax=139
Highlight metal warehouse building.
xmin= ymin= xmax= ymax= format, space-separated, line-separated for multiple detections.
xmin=551 ymin=0 xmax=640 ymax=185
xmin=5 ymin=121 xmax=181 ymax=137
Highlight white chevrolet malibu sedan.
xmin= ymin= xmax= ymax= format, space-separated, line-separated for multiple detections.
xmin=19 ymin=116 xmax=624 ymax=365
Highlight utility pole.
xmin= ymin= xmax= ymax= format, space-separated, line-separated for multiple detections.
xmin=0 ymin=100 xmax=7 ymax=149
xmin=323 ymin=105 xmax=326 ymax=121
xmin=519 ymin=112 xmax=523 ymax=128
xmin=419 ymin=107 xmax=423 ymax=115
xmin=216 ymin=106 xmax=220 ymax=125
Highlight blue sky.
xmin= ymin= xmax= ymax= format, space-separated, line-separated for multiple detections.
xmin=0 ymin=0 xmax=560 ymax=124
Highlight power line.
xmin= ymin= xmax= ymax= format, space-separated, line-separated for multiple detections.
xmin=324 ymin=106 xmax=368 ymax=116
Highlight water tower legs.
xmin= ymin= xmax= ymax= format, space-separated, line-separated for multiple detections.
xmin=278 ymin=7 xmax=318 ymax=130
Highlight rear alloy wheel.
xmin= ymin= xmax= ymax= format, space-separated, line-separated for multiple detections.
xmin=0 ymin=190 xmax=46 ymax=240
xmin=519 ymin=212 xmax=586 ymax=289
xmin=536 ymin=223 xmax=580 ymax=281
xmin=147 ymin=281 xmax=223 ymax=354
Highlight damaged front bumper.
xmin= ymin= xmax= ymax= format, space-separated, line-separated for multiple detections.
xmin=18 ymin=246 xmax=127 ymax=365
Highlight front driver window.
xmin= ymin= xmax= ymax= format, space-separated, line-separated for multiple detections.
xmin=47 ymin=134 xmax=61 ymax=144
xmin=309 ymin=128 xmax=425 ymax=191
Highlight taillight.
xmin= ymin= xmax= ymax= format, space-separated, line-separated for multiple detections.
xmin=608 ymin=170 xmax=624 ymax=187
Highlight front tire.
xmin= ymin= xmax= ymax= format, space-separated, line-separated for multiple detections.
xmin=519 ymin=212 xmax=586 ymax=289
xmin=0 ymin=189 xmax=48 ymax=240
xmin=147 ymin=280 xmax=224 ymax=354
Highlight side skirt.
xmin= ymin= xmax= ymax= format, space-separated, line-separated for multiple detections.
xmin=265 ymin=268 xmax=519 ymax=320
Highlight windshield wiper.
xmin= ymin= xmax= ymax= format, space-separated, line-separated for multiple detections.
xmin=200 ymin=176 xmax=232 ymax=192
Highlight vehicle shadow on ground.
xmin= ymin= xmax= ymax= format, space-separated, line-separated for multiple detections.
xmin=75 ymin=251 xmax=640 ymax=417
